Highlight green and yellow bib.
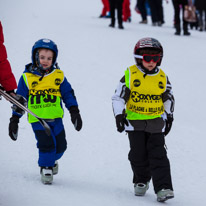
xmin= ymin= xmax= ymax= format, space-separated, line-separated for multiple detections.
xmin=125 ymin=65 xmax=167 ymax=120
xmin=23 ymin=69 xmax=64 ymax=123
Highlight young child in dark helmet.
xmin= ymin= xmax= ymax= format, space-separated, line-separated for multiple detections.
xmin=8 ymin=39 xmax=83 ymax=184
xmin=112 ymin=37 xmax=175 ymax=202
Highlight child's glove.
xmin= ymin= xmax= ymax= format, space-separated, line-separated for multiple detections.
xmin=115 ymin=112 xmax=129 ymax=133
xmin=9 ymin=115 xmax=19 ymax=141
xmin=165 ymin=114 xmax=174 ymax=136
xmin=11 ymin=94 xmax=27 ymax=115
xmin=69 ymin=106 xmax=82 ymax=131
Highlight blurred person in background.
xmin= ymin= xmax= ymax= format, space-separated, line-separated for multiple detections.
xmin=148 ymin=0 xmax=165 ymax=26
xmin=123 ymin=0 xmax=131 ymax=22
xmin=172 ymin=0 xmax=191 ymax=35
xmin=136 ymin=0 xmax=148 ymax=24
xmin=195 ymin=0 xmax=206 ymax=31
xmin=109 ymin=0 xmax=124 ymax=29
xmin=100 ymin=0 xmax=111 ymax=18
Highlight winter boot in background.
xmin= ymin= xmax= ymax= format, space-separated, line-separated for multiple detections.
xmin=134 ymin=182 xmax=149 ymax=196
xmin=199 ymin=26 xmax=203 ymax=31
xmin=118 ymin=24 xmax=124 ymax=29
xmin=183 ymin=24 xmax=191 ymax=35
xmin=40 ymin=167 xmax=53 ymax=184
xmin=139 ymin=19 xmax=147 ymax=24
xmin=109 ymin=16 xmax=115 ymax=28
xmin=109 ymin=23 xmax=115 ymax=28
xmin=156 ymin=189 xmax=174 ymax=202
xmin=53 ymin=161 xmax=59 ymax=175
xmin=174 ymin=24 xmax=181 ymax=35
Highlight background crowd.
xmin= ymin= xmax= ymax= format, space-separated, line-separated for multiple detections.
xmin=99 ymin=0 xmax=206 ymax=35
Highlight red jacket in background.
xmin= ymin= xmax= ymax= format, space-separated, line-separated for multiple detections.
xmin=0 ymin=21 xmax=17 ymax=92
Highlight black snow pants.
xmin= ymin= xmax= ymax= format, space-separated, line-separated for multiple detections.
xmin=128 ymin=131 xmax=173 ymax=193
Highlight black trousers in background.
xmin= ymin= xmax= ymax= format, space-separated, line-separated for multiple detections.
xmin=148 ymin=0 xmax=164 ymax=24
xmin=128 ymin=131 xmax=173 ymax=194
xmin=109 ymin=0 xmax=124 ymax=26
xmin=137 ymin=0 xmax=147 ymax=21
xmin=198 ymin=10 xmax=206 ymax=30
xmin=172 ymin=0 xmax=189 ymax=32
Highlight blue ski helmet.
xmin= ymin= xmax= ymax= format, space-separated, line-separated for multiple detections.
xmin=31 ymin=38 xmax=58 ymax=67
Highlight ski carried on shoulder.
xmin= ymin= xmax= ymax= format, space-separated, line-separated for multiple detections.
xmin=0 ymin=88 xmax=51 ymax=136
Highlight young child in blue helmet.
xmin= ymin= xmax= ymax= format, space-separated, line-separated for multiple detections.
xmin=112 ymin=37 xmax=174 ymax=202
xmin=8 ymin=39 xmax=83 ymax=184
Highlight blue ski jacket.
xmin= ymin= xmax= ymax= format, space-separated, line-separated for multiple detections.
xmin=14 ymin=63 xmax=78 ymax=118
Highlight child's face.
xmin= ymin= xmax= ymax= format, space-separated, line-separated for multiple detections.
xmin=38 ymin=49 xmax=54 ymax=69
xmin=142 ymin=60 xmax=157 ymax=71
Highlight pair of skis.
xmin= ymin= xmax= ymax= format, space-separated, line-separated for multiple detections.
xmin=0 ymin=88 xmax=51 ymax=136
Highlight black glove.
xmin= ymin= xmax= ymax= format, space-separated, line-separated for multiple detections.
xmin=9 ymin=115 xmax=19 ymax=141
xmin=115 ymin=113 xmax=129 ymax=133
xmin=69 ymin=106 xmax=82 ymax=131
xmin=165 ymin=114 xmax=174 ymax=136
xmin=11 ymin=94 xmax=27 ymax=115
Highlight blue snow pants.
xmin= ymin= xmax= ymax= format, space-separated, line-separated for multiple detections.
xmin=31 ymin=118 xmax=67 ymax=167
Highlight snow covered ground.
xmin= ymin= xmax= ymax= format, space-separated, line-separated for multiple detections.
xmin=0 ymin=0 xmax=206 ymax=205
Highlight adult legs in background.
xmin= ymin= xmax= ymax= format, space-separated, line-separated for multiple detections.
xmin=109 ymin=0 xmax=124 ymax=29
xmin=117 ymin=0 xmax=124 ymax=28
xmin=109 ymin=0 xmax=115 ymax=26
xmin=172 ymin=0 xmax=190 ymax=35
xmin=100 ymin=0 xmax=110 ymax=17
xmin=172 ymin=0 xmax=181 ymax=34
xmin=137 ymin=0 xmax=147 ymax=23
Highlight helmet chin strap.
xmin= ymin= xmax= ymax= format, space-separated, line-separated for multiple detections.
xmin=35 ymin=51 xmax=40 ymax=67
xmin=38 ymin=66 xmax=52 ymax=81
xmin=39 ymin=65 xmax=51 ymax=72
xmin=39 ymin=73 xmax=45 ymax=81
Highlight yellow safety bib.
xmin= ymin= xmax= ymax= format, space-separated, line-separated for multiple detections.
xmin=23 ymin=69 xmax=64 ymax=123
xmin=125 ymin=65 xmax=167 ymax=120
